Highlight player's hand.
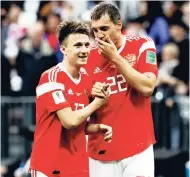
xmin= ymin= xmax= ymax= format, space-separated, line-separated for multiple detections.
xmin=91 ymin=82 xmax=110 ymax=98
xmin=99 ymin=124 xmax=112 ymax=143
xmin=95 ymin=36 xmax=118 ymax=61
xmin=93 ymin=83 xmax=110 ymax=107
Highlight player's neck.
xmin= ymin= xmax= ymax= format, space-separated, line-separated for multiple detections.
xmin=115 ymin=34 xmax=124 ymax=49
xmin=61 ymin=61 xmax=80 ymax=80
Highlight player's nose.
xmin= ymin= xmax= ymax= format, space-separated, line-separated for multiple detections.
xmin=97 ymin=33 xmax=105 ymax=40
xmin=81 ymin=46 xmax=89 ymax=54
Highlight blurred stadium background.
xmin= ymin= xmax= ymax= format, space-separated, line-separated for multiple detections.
xmin=1 ymin=1 xmax=189 ymax=177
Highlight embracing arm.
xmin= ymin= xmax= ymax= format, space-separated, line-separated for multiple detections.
xmin=56 ymin=97 xmax=107 ymax=129
xmin=85 ymin=123 xmax=112 ymax=142
xmin=85 ymin=123 xmax=101 ymax=134
xmin=96 ymin=37 xmax=157 ymax=97
xmin=111 ymin=54 xmax=156 ymax=97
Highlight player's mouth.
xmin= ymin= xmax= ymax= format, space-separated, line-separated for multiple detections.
xmin=78 ymin=56 xmax=88 ymax=59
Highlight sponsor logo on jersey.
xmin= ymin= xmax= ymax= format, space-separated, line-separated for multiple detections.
xmin=52 ymin=90 xmax=65 ymax=104
xmin=123 ymin=54 xmax=136 ymax=66
xmin=68 ymin=88 xmax=74 ymax=95
xmin=93 ymin=67 xmax=102 ymax=74
xmin=146 ymin=50 xmax=156 ymax=64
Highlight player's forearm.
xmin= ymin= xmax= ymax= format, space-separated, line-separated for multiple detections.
xmin=85 ymin=123 xmax=101 ymax=134
xmin=71 ymin=100 xmax=102 ymax=128
xmin=58 ymin=101 xmax=102 ymax=129
xmin=112 ymin=54 xmax=155 ymax=97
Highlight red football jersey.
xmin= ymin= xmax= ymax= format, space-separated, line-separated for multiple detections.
xmin=30 ymin=63 xmax=91 ymax=177
xmin=85 ymin=35 xmax=158 ymax=161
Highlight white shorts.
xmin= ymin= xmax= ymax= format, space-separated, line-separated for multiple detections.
xmin=89 ymin=145 xmax=154 ymax=177
xmin=30 ymin=169 xmax=48 ymax=177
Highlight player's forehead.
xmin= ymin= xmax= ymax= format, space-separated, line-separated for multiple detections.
xmin=67 ymin=33 xmax=89 ymax=45
xmin=91 ymin=14 xmax=113 ymax=29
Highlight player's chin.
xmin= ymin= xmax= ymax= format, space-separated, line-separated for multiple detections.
xmin=77 ymin=59 xmax=88 ymax=66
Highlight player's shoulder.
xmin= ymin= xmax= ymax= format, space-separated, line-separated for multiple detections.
xmin=90 ymin=41 xmax=98 ymax=50
xmin=36 ymin=64 xmax=65 ymax=97
xmin=89 ymin=42 xmax=98 ymax=55
xmin=125 ymin=35 xmax=154 ymax=45
xmin=125 ymin=35 xmax=156 ymax=52
xmin=86 ymin=42 xmax=99 ymax=69
xmin=39 ymin=64 xmax=63 ymax=85
xmin=125 ymin=35 xmax=154 ymax=43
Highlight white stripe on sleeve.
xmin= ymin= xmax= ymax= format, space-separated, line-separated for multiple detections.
xmin=138 ymin=41 xmax=156 ymax=61
xmin=36 ymin=82 xmax=65 ymax=97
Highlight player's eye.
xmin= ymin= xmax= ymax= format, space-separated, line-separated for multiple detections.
xmin=100 ymin=26 xmax=109 ymax=31
xmin=74 ymin=42 xmax=83 ymax=47
xmin=85 ymin=42 xmax=90 ymax=47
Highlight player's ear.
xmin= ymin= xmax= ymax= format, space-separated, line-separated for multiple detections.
xmin=60 ymin=45 xmax=66 ymax=54
xmin=117 ymin=20 xmax=122 ymax=30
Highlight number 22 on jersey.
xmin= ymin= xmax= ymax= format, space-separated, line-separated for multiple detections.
xmin=107 ymin=74 xmax=127 ymax=95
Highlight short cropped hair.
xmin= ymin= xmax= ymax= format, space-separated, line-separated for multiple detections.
xmin=56 ymin=21 xmax=90 ymax=46
xmin=91 ymin=2 xmax=121 ymax=24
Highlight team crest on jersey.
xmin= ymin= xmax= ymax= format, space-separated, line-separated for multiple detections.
xmin=80 ymin=67 xmax=88 ymax=75
xmin=123 ymin=54 xmax=136 ymax=67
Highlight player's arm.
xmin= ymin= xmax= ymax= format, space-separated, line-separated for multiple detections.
xmin=57 ymin=87 xmax=109 ymax=129
xmin=96 ymin=37 xmax=157 ymax=97
xmin=84 ymin=82 xmax=112 ymax=141
xmin=109 ymin=53 xmax=156 ymax=97
xmin=85 ymin=123 xmax=112 ymax=143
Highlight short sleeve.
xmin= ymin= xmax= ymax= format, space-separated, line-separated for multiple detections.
xmin=36 ymin=82 xmax=70 ymax=114
xmin=137 ymin=40 xmax=158 ymax=76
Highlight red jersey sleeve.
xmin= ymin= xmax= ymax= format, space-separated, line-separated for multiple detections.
xmin=137 ymin=39 xmax=158 ymax=76
xmin=36 ymin=82 xmax=70 ymax=114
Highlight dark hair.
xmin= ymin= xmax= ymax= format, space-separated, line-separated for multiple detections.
xmin=56 ymin=21 xmax=90 ymax=45
xmin=91 ymin=2 xmax=121 ymax=24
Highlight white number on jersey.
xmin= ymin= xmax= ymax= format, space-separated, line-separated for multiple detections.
xmin=107 ymin=74 xmax=127 ymax=95
xmin=74 ymin=103 xmax=85 ymax=110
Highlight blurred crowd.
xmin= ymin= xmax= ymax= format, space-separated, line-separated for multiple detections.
xmin=1 ymin=0 xmax=189 ymax=99
xmin=1 ymin=1 xmax=189 ymax=177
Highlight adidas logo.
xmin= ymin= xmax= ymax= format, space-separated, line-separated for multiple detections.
xmin=93 ymin=67 xmax=102 ymax=74
xmin=68 ymin=88 xmax=74 ymax=95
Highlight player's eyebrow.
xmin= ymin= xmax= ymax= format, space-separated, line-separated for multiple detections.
xmin=100 ymin=26 xmax=109 ymax=31
xmin=73 ymin=42 xmax=90 ymax=47
xmin=73 ymin=42 xmax=83 ymax=46
xmin=92 ymin=26 xmax=109 ymax=31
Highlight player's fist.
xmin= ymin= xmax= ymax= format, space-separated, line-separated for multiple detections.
xmin=91 ymin=82 xmax=110 ymax=98
xmin=99 ymin=124 xmax=112 ymax=143
xmin=93 ymin=83 xmax=110 ymax=107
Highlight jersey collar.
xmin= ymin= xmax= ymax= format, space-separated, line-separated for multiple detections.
xmin=59 ymin=63 xmax=81 ymax=85
xmin=117 ymin=35 xmax=126 ymax=54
